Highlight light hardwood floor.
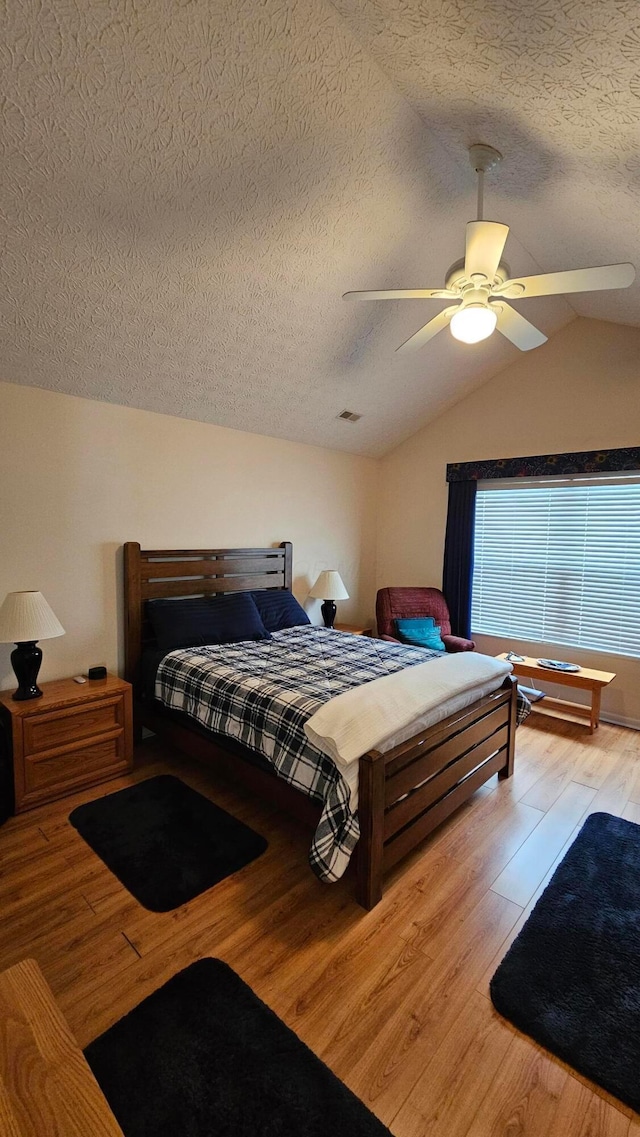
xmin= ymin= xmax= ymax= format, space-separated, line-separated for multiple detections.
xmin=1 ymin=713 xmax=639 ymax=1135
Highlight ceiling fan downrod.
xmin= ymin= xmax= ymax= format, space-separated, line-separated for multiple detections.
xmin=468 ymin=144 xmax=503 ymax=221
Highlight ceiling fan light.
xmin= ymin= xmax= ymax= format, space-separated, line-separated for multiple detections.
xmin=450 ymin=304 xmax=497 ymax=344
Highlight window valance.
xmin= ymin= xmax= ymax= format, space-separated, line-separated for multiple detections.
xmin=446 ymin=446 xmax=640 ymax=483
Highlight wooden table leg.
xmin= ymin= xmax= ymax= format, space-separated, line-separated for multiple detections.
xmin=590 ymin=686 xmax=602 ymax=733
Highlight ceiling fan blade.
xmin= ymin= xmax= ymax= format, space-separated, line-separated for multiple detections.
xmin=464 ymin=221 xmax=510 ymax=282
xmin=493 ymin=302 xmax=547 ymax=351
xmin=496 ymin=262 xmax=636 ymax=299
xmin=343 ymin=288 xmax=456 ymax=301
xmin=395 ymin=306 xmax=458 ymax=354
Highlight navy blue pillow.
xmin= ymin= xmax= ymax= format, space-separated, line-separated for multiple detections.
xmin=147 ymin=593 xmax=271 ymax=652
xmin=252 ymin=589 xmax=310 ymax=632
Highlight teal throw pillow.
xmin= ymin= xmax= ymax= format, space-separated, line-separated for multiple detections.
xmin=395 ymin=617 xmax=446 ymax=651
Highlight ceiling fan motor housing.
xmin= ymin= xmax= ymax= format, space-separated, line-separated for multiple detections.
xmin=444 ymin=257 xmax=510 ymax=292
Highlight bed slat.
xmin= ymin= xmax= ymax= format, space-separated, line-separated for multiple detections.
xmin=384 ymin=687 xmax=511 ymax=779
xmin=140 ymin=556 xmax=286 ymax=580
xmin=383 ymin=748 xmax=507 ymax=870
xmin=140 ymin=547 xmax=285 ymax=559
xmin=384 ymin=701 xmax=509 ymax=807
xmin=143 ymin=574 xmax=286 ymax=600
xmin=384 ymin=726 xmax=509 ymax=840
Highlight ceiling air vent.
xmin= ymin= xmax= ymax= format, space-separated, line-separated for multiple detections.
xmin=338 ymin=410 xmax=362 ymax=422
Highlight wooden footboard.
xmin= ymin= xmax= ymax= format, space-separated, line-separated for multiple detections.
xmin=356 ymin=675 xmax=518 ymax=910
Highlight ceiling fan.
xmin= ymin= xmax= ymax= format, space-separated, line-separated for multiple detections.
xmin=343 ymin=145 xmax=636 ymax=353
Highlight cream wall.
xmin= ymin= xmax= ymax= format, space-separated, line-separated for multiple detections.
xmin=2 ymin=316 xmax=638 ymax=725
xmin=0 ymin=382 xmax=379 ymax=690
xmin=377 ymin=317 xmax=640 ymax=728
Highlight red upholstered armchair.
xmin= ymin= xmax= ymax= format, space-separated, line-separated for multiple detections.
xmin=376 ymin=587 xmax=476 ymax=652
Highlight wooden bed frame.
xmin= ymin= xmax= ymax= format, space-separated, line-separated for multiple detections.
xmin=123 ymin=541 xmax=518 ymax=910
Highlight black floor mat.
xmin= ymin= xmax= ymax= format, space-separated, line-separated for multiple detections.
xmin=69 ymin=775 xmax=267 ymax=911
xmin=85 ymin=958 xmax=391 ymax=1137
xmin=491 ymin=811 xmax=640 ymax=1112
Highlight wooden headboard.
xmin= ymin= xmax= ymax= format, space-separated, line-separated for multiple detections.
xmin=123 ymin=541 xmax=293 ymax=692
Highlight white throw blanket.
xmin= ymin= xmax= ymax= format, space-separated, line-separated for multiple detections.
xmin=304 ymin=652 xmax=513 ymax=769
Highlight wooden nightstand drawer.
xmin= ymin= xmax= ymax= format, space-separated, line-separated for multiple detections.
xmin=24 ymin=736 xmax=125 ymax=800
xmin=23 ymin=696 xmax=123 ymax=756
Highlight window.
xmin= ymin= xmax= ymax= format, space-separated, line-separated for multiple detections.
xmin=471 ymin=475 xmax=640 ymax=658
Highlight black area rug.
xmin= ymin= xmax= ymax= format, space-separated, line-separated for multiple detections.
xmin=86 ymin=958 xmax=391 ymax=1137
xmin=69 ymin=775 xmax=267 ymax=912
xmin=491 ymin=811 xmax=640 ymax=1112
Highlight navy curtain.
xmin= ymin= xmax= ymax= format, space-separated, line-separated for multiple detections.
xmin=442 ymin=480 xmax=476 ymax=639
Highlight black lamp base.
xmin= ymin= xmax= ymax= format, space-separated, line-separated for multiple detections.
xmin=11 ymin=641 xmax=43 ymax=701
xmin=321 ymin=600 xmax=337 ymax=629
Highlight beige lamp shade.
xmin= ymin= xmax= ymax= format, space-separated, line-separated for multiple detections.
xmin=0 ymin=592 xmax=65 ymax=643
xmin=309 ymin=570 xmax=349 ymax=601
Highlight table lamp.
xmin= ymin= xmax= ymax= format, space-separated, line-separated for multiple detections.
xmin=309 ymin=570 xmax=349 ymax=629
xmin=0 ymin=591 xmax=65 ymax=700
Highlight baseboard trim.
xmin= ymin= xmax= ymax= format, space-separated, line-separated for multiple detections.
xmin=601 ymin=713 xmax=640 ymax=732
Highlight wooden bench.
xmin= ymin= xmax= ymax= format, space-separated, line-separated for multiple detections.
xmin=0 ymin=958 xmax=123 ymax=1135
xmin=496 ymin=653 xmax=616 ymax=733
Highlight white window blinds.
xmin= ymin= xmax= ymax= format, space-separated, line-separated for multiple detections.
xmin=471 ymin=476 xmax=640 ymax=659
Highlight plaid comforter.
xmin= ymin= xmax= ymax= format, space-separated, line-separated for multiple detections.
xmin=155 ymin=627 xmax=529 ymax=883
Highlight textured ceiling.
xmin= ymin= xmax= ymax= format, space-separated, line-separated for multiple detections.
xmin=0 ymin=0 xmax=636 ymax=456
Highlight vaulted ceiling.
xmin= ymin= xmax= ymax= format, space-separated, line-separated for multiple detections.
xmin=1 ymin=0 xmax=638 ymax=456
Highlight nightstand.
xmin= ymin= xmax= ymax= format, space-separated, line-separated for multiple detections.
xmin=0 ymin=675 xmax=133 ymax=813
xmin=334 ymin=623 xmax=373 ymax=637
